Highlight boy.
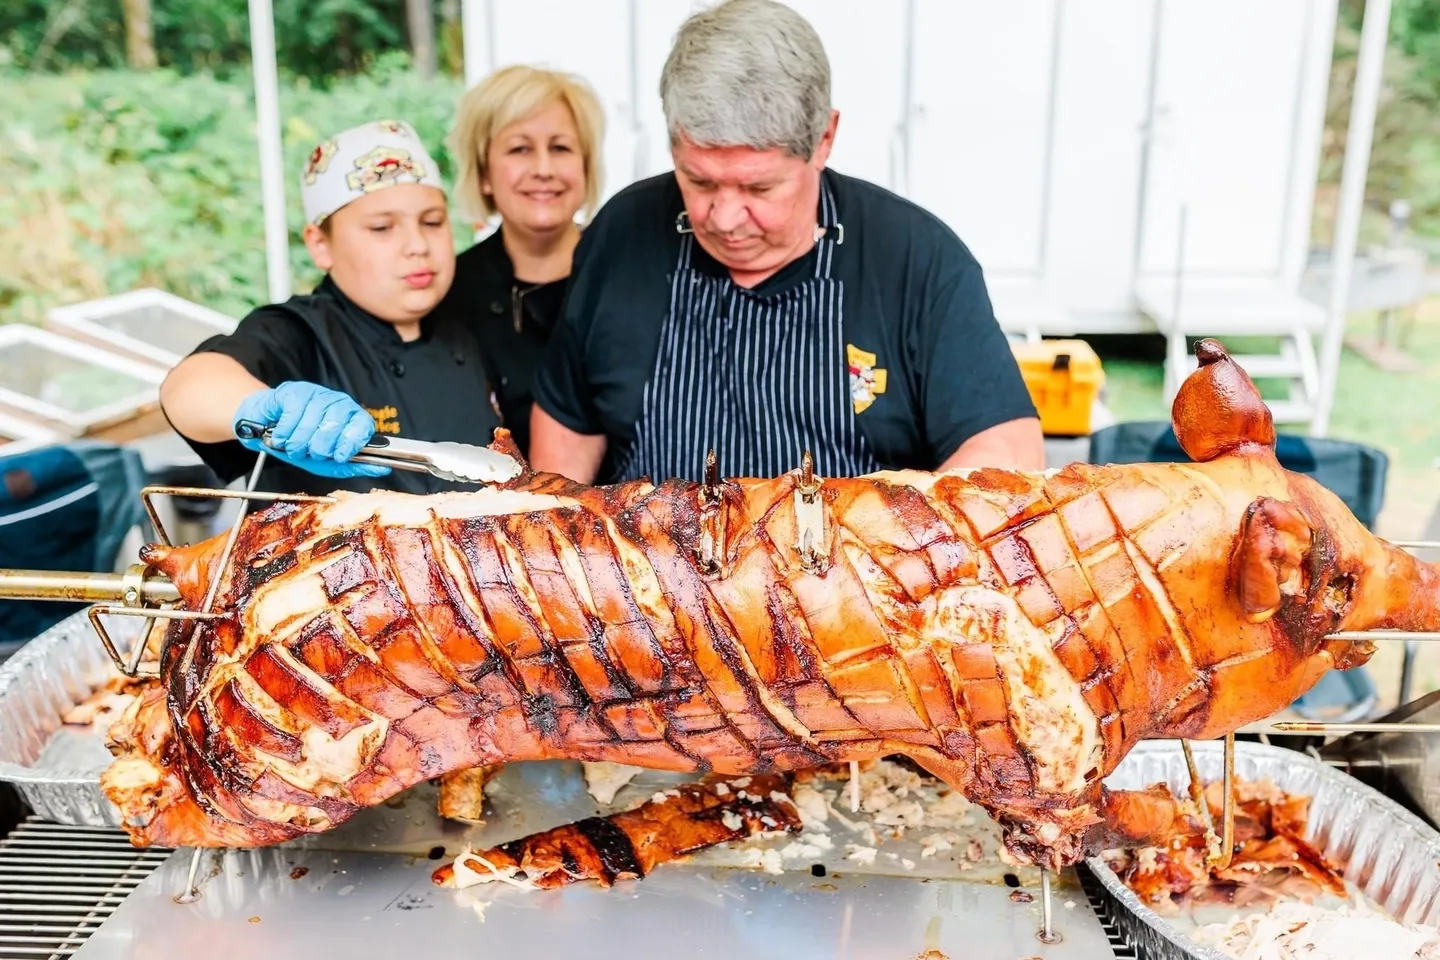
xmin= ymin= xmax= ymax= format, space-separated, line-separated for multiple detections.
xmin=161 ymin=119 xmax=503 ymax=497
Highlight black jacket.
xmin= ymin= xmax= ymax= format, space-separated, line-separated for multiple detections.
xmin=448 ymin=229 xmax=569 ymax=458
xmin=179 ymin=277 xmax=503 ymax=497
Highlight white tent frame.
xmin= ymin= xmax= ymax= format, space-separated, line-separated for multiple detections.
xmin=243 ymin=0 xmax=1389 ymax=439
xmin=1313 ymin=0 xmax=1391 ymax=437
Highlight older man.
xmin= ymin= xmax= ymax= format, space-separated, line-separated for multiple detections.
xmin=530 ymin=0 xmax=1043 ymax=484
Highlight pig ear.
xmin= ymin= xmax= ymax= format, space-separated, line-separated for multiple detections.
xmin=1172 ymin=339 xmax=1277 ymax=462
xmin=1232 ymin=496 xmax=1314 ymax=623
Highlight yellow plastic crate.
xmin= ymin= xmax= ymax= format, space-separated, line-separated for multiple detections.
xmin=1011 ymin=339 xmax=1106 ymax=437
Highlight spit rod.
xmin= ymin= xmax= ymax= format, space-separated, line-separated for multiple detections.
xmin=1273 ymin=721 xmax=1440 ymax=734
xmin=0 ymin=566 xmax=178 ymax=606
xmin=1325 ymin=630 xmax=1440 ymax=641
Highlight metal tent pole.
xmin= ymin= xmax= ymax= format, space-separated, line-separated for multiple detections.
xmin=247 ymin=0 xmax=291 ymax=304
xmin=460 ymin=0 xmax=493 ymax=89
xmin=1312 ymin=0 xmax=1392 ymax=437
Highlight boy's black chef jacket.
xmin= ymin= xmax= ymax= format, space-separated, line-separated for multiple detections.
xmin=176 ymin=276 xmax=503 ymax=498
xmin=447 ymin=228 xmax=566 ymax=458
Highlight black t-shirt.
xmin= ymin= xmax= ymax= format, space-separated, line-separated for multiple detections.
xmin=177 ymin=276 xmax=503 ymax=497
xmin=447 ymin=230 xmax=566 ymax=457
xmin=533 ymin=169 xmax=1038 ymax=482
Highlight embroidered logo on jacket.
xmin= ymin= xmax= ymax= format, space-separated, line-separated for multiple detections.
xmin=346 ymin=147 xmax=426 ymax=193
xmin=366 ymin=405 xmax=401 ymax=435
xmin=847 ymin=344 xmax=887 ymax=415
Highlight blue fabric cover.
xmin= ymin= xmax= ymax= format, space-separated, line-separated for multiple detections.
xmin=0 ymin=442 xmax=147 ymax=653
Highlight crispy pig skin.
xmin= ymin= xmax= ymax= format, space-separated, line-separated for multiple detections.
xmin=432 ymin=773 xmax=800 ymax=890
xmin=102 ymin=340 xmax=1440 ymax=870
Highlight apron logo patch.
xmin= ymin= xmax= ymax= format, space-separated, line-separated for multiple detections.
xmin=847 ymin=344 xmax=887 ymax=415
xmin=367 ymin=405 xmax=401 ymax=435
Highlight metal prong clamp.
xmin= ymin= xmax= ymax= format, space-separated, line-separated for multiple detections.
xmin=794 ymin=451 xmax=828 ymax=575
xmin=696 ymin=450 xmax=727 ymax=576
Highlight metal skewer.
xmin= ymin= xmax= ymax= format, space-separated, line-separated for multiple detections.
xmin=173 ymin=848 xmax=204 ymax=905
xmin=141 ymin=484 xmax=332 ymax=548
xmin=1325 ymin=630 xmax=1440 ymax=641
xmin=794 ymin=450 xmax=827 ymax=575
xmin=1215 ymin=733 xmax=1235 ymax=871
xmin=1036 ymin=867 xmax=1061 ymax=944
xmin=696 ymin=449 xmax=725 ymax=576
xmin=1273 ymin=721 xmax=1440 ymax=734
xmin=1180 ymin=741 xmax=1222 ymax=864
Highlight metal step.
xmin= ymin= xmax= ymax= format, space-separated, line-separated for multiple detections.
xmin=1177 ymin=353 xmax=1306 ymax=380
xmin=1133 ymin=280 xmax=1329 ymax=335
xmin=1264 ymin=399 xmax=1317 ymax=425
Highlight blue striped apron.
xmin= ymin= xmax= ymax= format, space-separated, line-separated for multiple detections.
xmin=615 ymin=177 xmax=881 ymax=484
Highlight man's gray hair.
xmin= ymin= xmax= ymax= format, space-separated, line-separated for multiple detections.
xmin=659 ymin=0 xmax=832 ymax=160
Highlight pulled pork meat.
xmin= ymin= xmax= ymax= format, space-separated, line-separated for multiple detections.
xmin=1106 ymin=778 xmax=1346 ymax=912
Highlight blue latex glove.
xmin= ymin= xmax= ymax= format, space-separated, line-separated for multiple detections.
xmin=232 ymin=382 xmax=391 ymax=479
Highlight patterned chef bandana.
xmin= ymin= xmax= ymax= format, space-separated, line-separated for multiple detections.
xmin=300 ymin=119 xmax=445 ymax=226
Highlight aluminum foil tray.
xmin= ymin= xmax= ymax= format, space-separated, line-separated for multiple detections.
xmin=0 ymin=611 xmax=143 ymax=826
xmin=1087 ymin=738 xmax=1440 ymax=960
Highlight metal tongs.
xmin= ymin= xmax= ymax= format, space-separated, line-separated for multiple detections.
xmin=235 ymin=420 xmax=522 ymax=485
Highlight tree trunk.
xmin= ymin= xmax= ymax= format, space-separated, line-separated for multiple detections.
xmin=439 ymin=0 xmax=463 ymax=77
xmin=120 ymin=0 xmax=158 ymax=69
xmin=406 ymin=0 xmax=438 ymax=78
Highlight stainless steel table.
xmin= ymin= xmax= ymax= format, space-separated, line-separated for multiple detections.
xmin=70 ymin=762 xmax=1121 ymax=960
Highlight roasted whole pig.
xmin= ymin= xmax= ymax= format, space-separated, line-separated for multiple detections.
xmin=102 ymin=341 xmax=1440 ymax=869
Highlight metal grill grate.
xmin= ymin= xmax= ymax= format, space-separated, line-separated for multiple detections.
xmin=0 ymin=818 xmax=168 ymax=959
xmin=1077 ymin=863 xmax=1142 ymax=959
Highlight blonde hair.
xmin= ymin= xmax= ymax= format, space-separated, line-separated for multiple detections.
xmin=450 ymin=64 xmax=606 ymax=224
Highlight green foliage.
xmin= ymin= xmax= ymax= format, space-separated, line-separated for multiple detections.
xmin=0 ymin=67 xmax=467 ymax=327
xmin=1 ymin=0 xmax=427 ymax=80
xmin=2 ymin=2 xmax=1436 ymax=332
xmin=1393 ymin=0 xmax=1440 ymax=96
xmin=0 ymin=0 xmax=127 ymax=71
xmin=1323 ymin=0 xmax=1440 ymax=238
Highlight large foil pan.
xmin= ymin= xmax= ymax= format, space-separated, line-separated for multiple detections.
xmin=1087 ymin=738 xmax=1440 ymax=960
xmin=0 ymin=611 xmax=143 ymax=826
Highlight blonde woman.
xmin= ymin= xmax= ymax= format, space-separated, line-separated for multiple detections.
xmin=447 ymin=64 xmax=605 ymax=457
